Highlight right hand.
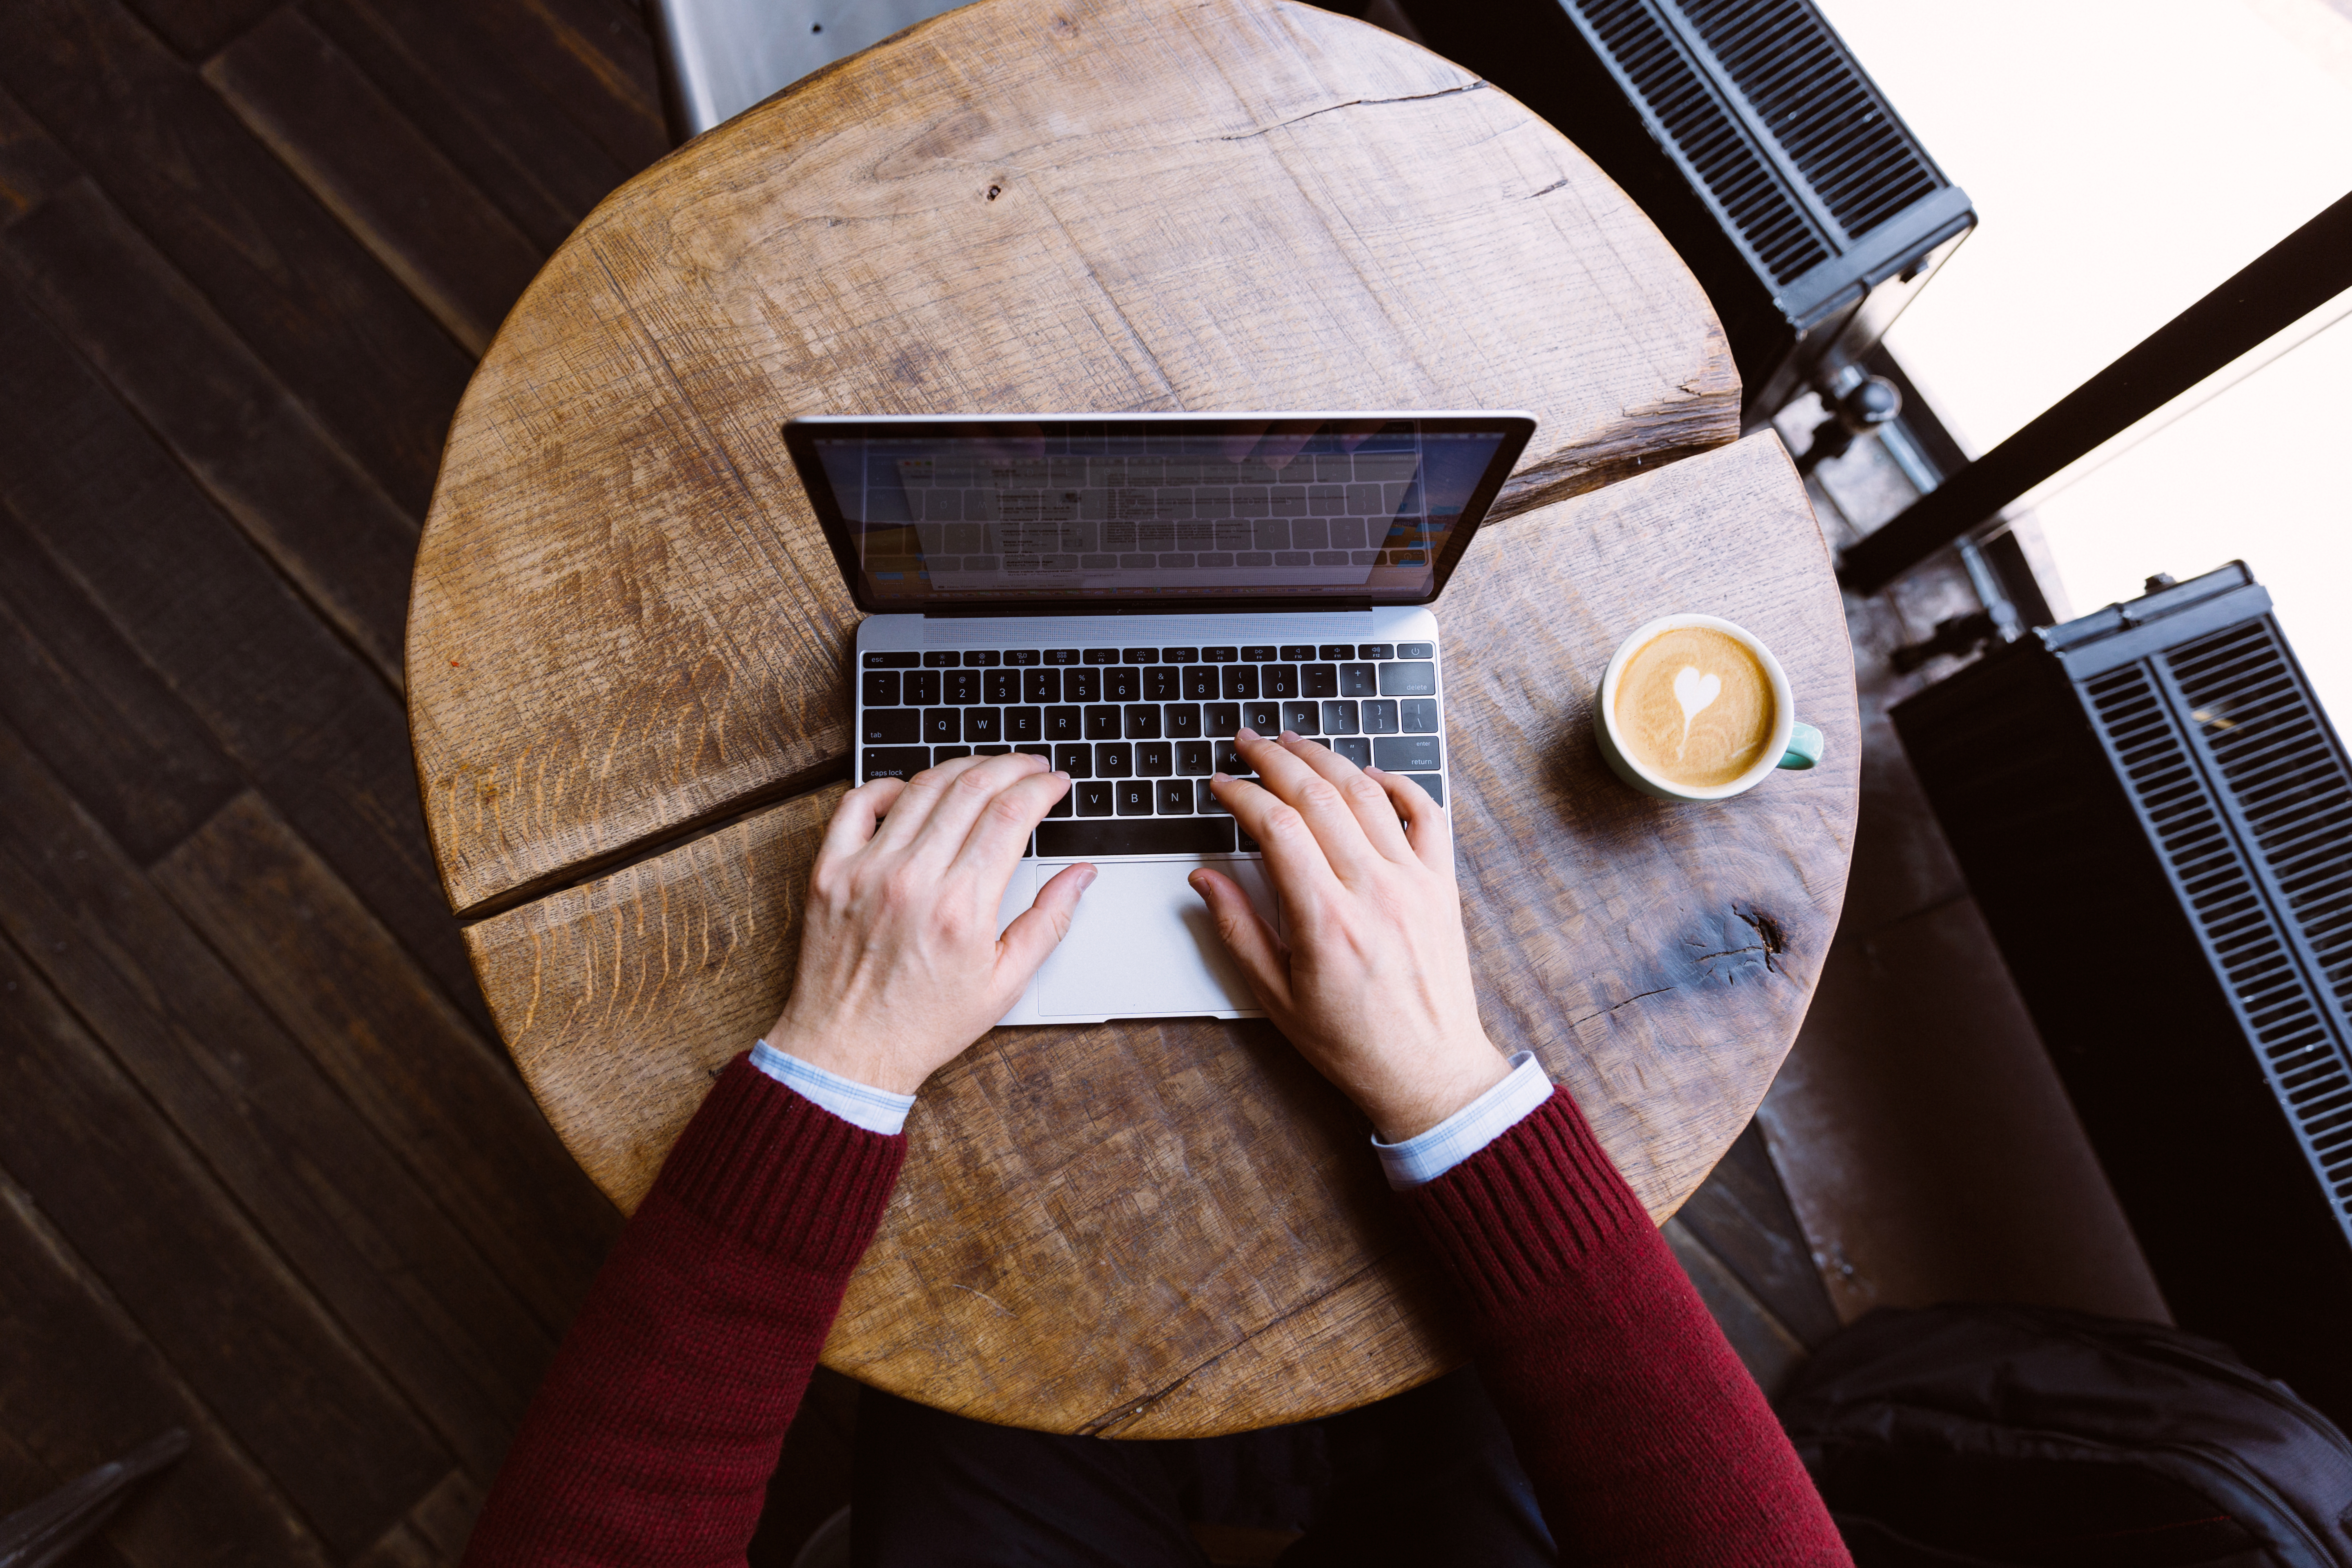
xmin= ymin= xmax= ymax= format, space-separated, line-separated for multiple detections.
xmin=1189 ymin=730 xmax=1511 ymax=1143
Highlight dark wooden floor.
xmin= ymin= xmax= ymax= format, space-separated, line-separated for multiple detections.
xmin=0 ymin=1 xmax=1833 ymax=1560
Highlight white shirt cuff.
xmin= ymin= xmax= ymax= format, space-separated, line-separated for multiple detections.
xmin=748 ymin=1039 xmax=917 ymax=1136
xmin=1371 ymin=1051 xmax=1552 ymax=1189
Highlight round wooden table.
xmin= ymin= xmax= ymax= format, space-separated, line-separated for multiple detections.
xmin=408 ymin=0 xmax=1858 ymax=1437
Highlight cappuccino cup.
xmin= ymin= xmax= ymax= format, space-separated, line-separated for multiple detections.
xmin=1594 ymin=614 xmax=1823 ymax=802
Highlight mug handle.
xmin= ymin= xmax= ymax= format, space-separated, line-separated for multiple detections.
xmin=1778 ymin=722 xmax=1824 ymax=771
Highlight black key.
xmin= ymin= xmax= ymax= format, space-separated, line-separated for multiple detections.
xmin=861 ymin=670 xmax=902 ymax=706
xmin=1124 ymin=704 xmax=1162 ymax=739
xmin=964 ymin=649 xmax=1001 ymax=666
xmin=922 ymin=708 xmax=960 ymax=744
xmin=1202 ymin=646 xmax=1239 ymax=663
xmin=1281 ymin=701 xmax=1320 ymax=736
xmin=1317 ymin=644 xmax=1355 ymax=660
xmin=864 ymin=651 xmax=919 ymax=668
xmin=1380 ymin=661 xmax=1437 ymax=696
xmin=1024 ymin=668 xmax=1061 ymax=704
xmin=1075 ymin=780 xmax=1115 ymax=816
xmin=1082 ymin=648 xmax=1120 ymax=664
xmin=1038 ymin=818 xmax=1236 ymax=857
xmin=1084 ymin=705 xmax=1123 ymax=740
xmin=1205 ymin=703 xmax=1241 ymax=737
xmin=1241 ymin=700 xmax=1281 ymax=733
xmin=1115 ymin=780 xmax=1154 ymax=816
xmin=945 ymin=669 xmax=981 ymax=704
xmin=905 ymin=669 xmax=940 ymax=705
xmin=1182 ymin=666 xmax=1220 ymax=700
xmin=1006 ymin=649 xmax=1041 ymax=666
xmin=1278 ymin=644 xmax=1312 ymax=660
xmin=975 ymin=744 xmax=1011 ymax=755
xmin=1362 ymin=700 xmax=1399 ymax=734
xmin=1137 ymin=741 xmax=1172 ymax=775
xmin=1374 ymin=735 xmax=1442 ymax=771
xmin=1160 ymin=646 xmax=1199 ymax=663
xmin=1241 ymin=644 xmax=1277 ymax=661
xmin=1213 ymin=739 xmax=1254 ymax=775
xmin=1046 ymin=706 xmax=1084 ymax=742
xmin=1322 ymin=699 xmax=1360 ymax=735
xmin=1144 ymin=666 xmax=1180 ymax=702
xmin=1007 ymin=706 xmax=1043 ymax=742
xmin=863 ymin=709 xmax=920 ymax=744
xmin=1339 ymin=663 xmax=1379 ymax=697
xmin=1015 ymin=744 xmax=1053 ymax=761
xmin=1222 ymin=665 xmax=1259 ymax=700
xmin=1331 ymin=736 xmax=1372 ymax=768
xmin=933 ymin=746 xmax=971 ymax=761
xmin=924 ymin=650 xmax=959 ymax=667
xmin=1165 ymin=704 xmax=1202 ymax=738
xmin=1359 ymin=643 xmax=1394 ymax=659
xmin=1065 ymin=668 xmax=1100 ymax=704
xmin=965 ymin=707 xmax=1002 ymax=743
xmin=1401 ymin=698 xmax=1439 ymax=733
xmin=862 ymin=747 xmax=931 ymax=780
xmin=1104 ymin=666 xmax=1141 ymax=702
xmin=1301 ymin=664 xmax=1338 ymax=698
xmin=1176 ymin=740 xmax=1212 ymax=776
xmin=1402 ymin=773 xmax=1444 ymax=805
xmin=1263 ymin=664 xmax=1299 ymax=699
xmin=1121 ymin=647 xmax=1157 ymax=664
xmin=1054 ymin=743 xmax=1093 ymax=777
xmin=1096 ymin=742 xmax=1134 ymax=777
xmin=1398 ymin=642 xmax=1434 ymax=659
xmin=1045 ymin=648 xmax=1081 ymax=665
xmin=985 ymin=668 xmax=1020 ymax=704
xmin=1156 ymin=779 xmax=1194 ymax=814
xmin=1196 ymin=779 xmax=1230 ymax=815
xmin=1046 ymin=778 xmax=1074 ymax=817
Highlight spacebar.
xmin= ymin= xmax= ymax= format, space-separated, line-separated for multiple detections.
xmin=1036 ymin=819 xmax=1237 ymax=858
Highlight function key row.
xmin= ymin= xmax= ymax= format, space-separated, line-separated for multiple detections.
xmin=862 ymin=663 xmax=1435 ymax=708
xmin=864 ymin=642 xmax=1432 ymax=669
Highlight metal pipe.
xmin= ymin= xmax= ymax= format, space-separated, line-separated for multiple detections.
xmin=1839 ymin=188 xmax=2352 ymax=596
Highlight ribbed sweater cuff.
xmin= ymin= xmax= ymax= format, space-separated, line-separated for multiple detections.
xmin=650 ymin=1053 xmax=907 ymax=1270
xmin=1398 ymin=1085 xmax=1654 ymax=1313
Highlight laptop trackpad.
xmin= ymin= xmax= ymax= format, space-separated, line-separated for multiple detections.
xmin=1032 ymin=858 xmax=1277 ymax=1020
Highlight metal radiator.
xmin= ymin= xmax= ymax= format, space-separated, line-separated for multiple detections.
xmin=1403 ymin=0 xmax=1974 ymax=423
xmin=1893 ymin=564 xmax=2352 ymax=1425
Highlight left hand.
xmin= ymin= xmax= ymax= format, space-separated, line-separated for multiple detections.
xmin=765 ymin=752 xmax=1091 ymax=1094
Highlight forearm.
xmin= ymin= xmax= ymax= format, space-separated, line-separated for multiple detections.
xmin=464 ymin=1057 xmax=904 ymax=1568
xmin=1400 ymin=1087 xmax=1848 ymax=1567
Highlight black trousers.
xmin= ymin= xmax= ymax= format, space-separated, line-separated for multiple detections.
xmin=851 ymin=1366 xmax=1557 ymax=1567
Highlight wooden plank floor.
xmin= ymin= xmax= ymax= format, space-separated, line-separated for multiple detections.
xmin=0 ymin=1 xmax=1833 ymax=1560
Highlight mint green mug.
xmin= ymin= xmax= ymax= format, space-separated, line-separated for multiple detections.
xmin=1594 ymin=613 xmax=1823 ymax=802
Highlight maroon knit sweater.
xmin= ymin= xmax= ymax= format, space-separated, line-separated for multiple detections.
xmin=464 ymin=1057 xmax=1848 ymax=1565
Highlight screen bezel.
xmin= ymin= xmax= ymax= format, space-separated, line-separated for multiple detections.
xmin=780 ymin=411 xmax=1537 ymax=616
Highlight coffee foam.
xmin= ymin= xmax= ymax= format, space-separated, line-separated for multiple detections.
xmin=1613 ymin=626 xmax=1776 ymax=789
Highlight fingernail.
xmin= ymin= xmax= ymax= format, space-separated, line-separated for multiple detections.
xmin=1076 ymin=864 xmax=1098 ymax=891
xmin=1236 ymin=726 xmax=1258 ymax=741
xmin=1280 ymin=729 xmax=1297 ymax=742
xmin=1055 ymin=770 xmax=1070 ymax=780
xmin=1209 ymin=771 xmax=1225 ymax=782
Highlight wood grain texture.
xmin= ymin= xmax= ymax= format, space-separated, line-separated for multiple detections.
xmin=408 ymin=0 xmax=1741 ymax=915
xmin=463 ymin=435 xmax=1855 ymax=1434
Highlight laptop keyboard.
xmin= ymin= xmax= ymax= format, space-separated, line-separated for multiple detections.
xmin=858 ymin=642 xmax=1444 ymax=857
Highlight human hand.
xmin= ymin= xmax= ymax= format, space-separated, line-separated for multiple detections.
xmin=1189 ymin=730 xmax=1510 ymax=1142
xmin=765 ymin=752 xmax=1092 ymax=1095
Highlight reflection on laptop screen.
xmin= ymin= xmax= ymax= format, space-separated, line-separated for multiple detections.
xmin=801 ymin=416 xmax=1523 ymax=605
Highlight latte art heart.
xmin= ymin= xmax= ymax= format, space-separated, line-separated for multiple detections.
xmin=1672 ymin=666 xmax=1721 ymax=751
xmin=1614 ymin=627 xmax=1777 ymax=789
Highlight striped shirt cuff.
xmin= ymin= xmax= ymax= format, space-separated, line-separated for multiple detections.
xmin=748 ymin=1040 xmax=918 ymax=1136
xmin=1372 ymin=1051 xmax=1552 ymax=1189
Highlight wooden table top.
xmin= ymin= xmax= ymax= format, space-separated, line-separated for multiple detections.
xmin=409 ymin=0 xmax=1858 ymax=1436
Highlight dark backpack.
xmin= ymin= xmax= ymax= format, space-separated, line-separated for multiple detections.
xmin=1776 ymin=1304 xmax=2352 ymax=1568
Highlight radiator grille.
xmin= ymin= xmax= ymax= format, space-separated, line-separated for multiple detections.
xmin=1678 ymin=0 xmax=1942 ymax=240
xmin=1578 ymin=0 xmax=1831 ymax=283
xmin=2083 ymin=625 xmax=2352 ymax=1222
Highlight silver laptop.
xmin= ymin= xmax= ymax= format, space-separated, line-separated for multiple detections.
xmin=781 ymin=411 xmax=1536 ymax=1025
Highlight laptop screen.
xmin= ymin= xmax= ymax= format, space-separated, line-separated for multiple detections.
xmin=783 ymin=413 xmax=1534 ymax=611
